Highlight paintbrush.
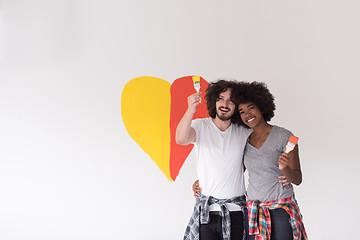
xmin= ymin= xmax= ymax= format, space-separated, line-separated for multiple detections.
xmin=285 ymin=135 xmax=299 ymax=153
xmin=192 ymin=76 xmax=201 ymax=102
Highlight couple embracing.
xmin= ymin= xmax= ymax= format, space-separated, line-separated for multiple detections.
xmin=176 ymin=80 xmax=307 ymax=240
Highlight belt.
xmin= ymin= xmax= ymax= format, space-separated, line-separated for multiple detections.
xmin=209 ymin=210 xmax=243 ymax=216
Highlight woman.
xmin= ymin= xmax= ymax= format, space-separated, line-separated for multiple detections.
xmin=193 ymin=82 xmax=307 ymax=240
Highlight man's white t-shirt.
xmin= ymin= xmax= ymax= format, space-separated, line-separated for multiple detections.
xmin=191 ymin=117 xmax=252 ymax=211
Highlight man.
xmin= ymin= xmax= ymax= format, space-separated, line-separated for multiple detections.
xmin=176 ymin=80 xmax=252 ymax=240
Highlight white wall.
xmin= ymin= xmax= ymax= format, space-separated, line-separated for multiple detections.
xmin=1 ymin=1 xmax=359 ymax=239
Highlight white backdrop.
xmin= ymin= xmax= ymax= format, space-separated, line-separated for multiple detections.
xmin=1 ymin=1 xmax=359 ymax=239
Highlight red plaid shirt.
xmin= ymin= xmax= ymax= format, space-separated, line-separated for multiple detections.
xmin=247 ymin=196 xmax=307 ymax=240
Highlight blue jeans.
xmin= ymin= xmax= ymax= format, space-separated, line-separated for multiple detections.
xmin=248 ymin=208 xmax=293 ymax=240
xmin=200 ymin=211 xmax=245 ymax=240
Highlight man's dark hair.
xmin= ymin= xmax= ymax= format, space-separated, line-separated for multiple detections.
xmin=232 ymin=81 xmax=276 ymax=128
xmin=204 ymin=79 xmax=241 ymax=124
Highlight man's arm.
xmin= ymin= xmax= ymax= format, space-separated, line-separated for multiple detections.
xmin=175 ymin=92 xmax=201 ymax=145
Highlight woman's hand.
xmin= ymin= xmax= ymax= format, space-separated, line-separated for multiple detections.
xmin=277 ymin=145 xmax=302 ymax=186
xmin=278 ymin=152 xmax=290 ymax=171
xmin=192 ymin=180 xmax=202 ymax=198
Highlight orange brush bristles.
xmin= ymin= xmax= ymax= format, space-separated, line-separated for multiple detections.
xmin=288 ymin=135 xmax=299 ymax=145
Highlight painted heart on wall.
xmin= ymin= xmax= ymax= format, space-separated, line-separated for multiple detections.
xmin=121 ymin=76 xmax=209 ymax=181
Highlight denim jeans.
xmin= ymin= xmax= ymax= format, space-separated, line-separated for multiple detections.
xmin=200 ymin=211 xmax=244 ymax=240
xmin=248 ymin=208 xmax=293 ymax=240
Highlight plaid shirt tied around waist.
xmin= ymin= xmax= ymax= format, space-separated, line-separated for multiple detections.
xmin=184 ymin=193 xmax=247 ymax=240
xmin=247 ymin=196 xmax=307 ymax=240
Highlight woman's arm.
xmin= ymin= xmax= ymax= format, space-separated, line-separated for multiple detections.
xmin=278 ymin=144 xmax=302 ymax=185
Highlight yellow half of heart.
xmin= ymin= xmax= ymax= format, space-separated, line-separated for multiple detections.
xmin=121 ymin=76 xmax=172 ymax=181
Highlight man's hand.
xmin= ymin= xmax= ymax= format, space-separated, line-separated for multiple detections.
xmin=278 ymin=175 xmax=292 ymax=187
xmin=192 ymin=179 xmax=202 ymax=198
xmin=175 ymin=92 xmax=201 ymax=145
xmin=187 ymin=92 xmax=202 ymax=114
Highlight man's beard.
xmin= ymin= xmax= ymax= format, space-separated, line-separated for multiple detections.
xmin=217 ymin=114 xmax=232 ymax=121
xmin=216 ymin=109 xmax=233 ymax=121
